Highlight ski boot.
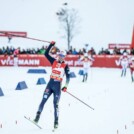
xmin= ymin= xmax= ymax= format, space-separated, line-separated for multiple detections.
xmin=132 ymin=76 xmax=134 ymax=82
xmin=54 ymin=121 xmax=58 ymax=129
xmin=34 ymin=111 xmax=41 ymax=123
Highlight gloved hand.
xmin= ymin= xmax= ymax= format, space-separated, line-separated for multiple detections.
xmin=61 ymin=86 xmax=67 ymax=92
xmin=50 ymin=41 xmax=55 ymax=45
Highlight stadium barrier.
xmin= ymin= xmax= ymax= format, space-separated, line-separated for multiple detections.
xmin=37 ymin=78 xmax=46 ymax=85
xmin=69 ymin=72 xmax=76 ymax=78
xmin=27 ymin=69 xmax=47 ymax=74
xmin=16 ymin=81 xmax=28 ymax=90
xmin=0 ymin=55 xmax=123 ymax=68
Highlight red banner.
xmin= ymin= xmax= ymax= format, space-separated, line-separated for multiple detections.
xmin=0 ymin=31 xmax=27 ymax=37
xmin=131 ymin=26 xmax=134 ymax=49
xmin=0 ymin=55 xmax=122 ymax=68
xmin=108 ymin=43 xmax=131 ymax=49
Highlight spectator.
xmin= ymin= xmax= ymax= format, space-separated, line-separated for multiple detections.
xmin=113 ymin=47 xmax=121 ymax=55
xmin=122 ymin=49 xmax=129 ymax=55
xmin=88 ymin=47 xmax=96 ymax=55
xmin=20 ymin=49 xmax=27 ymax=54
xmin=105 ymin=49 xmax=110 ymax=55
xmin=98 ymin=48 xmax=105 ymax=55
xmin=72 ymin=48 xmax=78 ymax=55
xmin=38 ymin=46 xmax=46 ymax=54
xmin=78 ymin=49 xmax=83 ymax=55
xmin=130 ymin=48 xmax=134 ymax=55
xmin=0 ymin=48 xmax=3 ymax=55
xmin=67 ymin=49 xmax=72 ymax=55
xmin=82 ymin=48 xmax=86 ymax=53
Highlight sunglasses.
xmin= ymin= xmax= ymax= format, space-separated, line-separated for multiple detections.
xmin=59 ymin=54 xmax=65 ymax=58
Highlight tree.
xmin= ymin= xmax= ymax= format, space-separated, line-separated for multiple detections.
xmin=56 ymin=4 xmax=81 ymax=50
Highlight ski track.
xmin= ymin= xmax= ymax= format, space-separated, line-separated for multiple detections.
xmin=0 ymin=67 xmax=134 ymax=134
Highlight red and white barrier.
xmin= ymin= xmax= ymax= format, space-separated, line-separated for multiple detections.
xmin=0 ymin=55 xmax=124 ymax=68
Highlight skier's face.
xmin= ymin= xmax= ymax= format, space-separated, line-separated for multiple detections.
xmin=84 ymin=57 xmax=88 ymax=61
xmin=58 ymin=54 xmax=65 ymax=62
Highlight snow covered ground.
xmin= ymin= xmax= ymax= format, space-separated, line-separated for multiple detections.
xmin=0 ymin=66 xmax=134 ymax=134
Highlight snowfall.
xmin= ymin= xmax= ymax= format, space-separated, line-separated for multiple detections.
xmin=0 ymin=66 xmax=134 ymax=134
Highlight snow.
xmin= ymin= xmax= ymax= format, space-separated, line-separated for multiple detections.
xmin=0 ymin=66 xmax=134 ymax=134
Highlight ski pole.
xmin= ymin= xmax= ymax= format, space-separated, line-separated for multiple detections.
xmin=0 ymin=31 xmax=51 ymax=43
xmin=21 ymin=36 xmax=51 ymax=43
xmin=66 ymin=91 xmax=94 ymax=110
xmin=129 ymin=68 xmax=133 ymax=82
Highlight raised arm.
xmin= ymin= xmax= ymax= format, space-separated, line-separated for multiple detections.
xmin=44 ymin=41 xmax=56 ymax=65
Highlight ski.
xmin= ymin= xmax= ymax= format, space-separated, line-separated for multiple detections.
xmin=24 ymin=116 xmax=42 ymax=129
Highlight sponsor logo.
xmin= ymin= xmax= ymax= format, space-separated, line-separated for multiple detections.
xmin=65 ymin=60 xmax=74 ymax=66
xmin=65 ymin=60 xmax=83 ymax=66
xmin=43 ymin=95 xmax=48 ymax=99
xmin=0 ymin=59 xmax=40 ymax=66
xmin=74 ymin=60 xmax=83 ymax=66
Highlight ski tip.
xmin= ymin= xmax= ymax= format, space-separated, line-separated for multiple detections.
xmin=24 ymin=115 xmax=42 ymax=129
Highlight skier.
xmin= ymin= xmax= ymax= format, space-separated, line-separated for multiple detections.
xmin=34 ymin=41 xmax=70 ymax=129
xmin=13 ymin=47 xmax=20 ymax=66
xmin=79 ymin=53 xmax=94 ymax=82
xmin=129 ymin=57 xmax=134 ymax=82
xmin=115 ymin=52 xmax=129 ymax=77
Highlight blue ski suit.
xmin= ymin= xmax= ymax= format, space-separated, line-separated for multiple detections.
xmin=37 ymin=43 xmax=70 ymax=123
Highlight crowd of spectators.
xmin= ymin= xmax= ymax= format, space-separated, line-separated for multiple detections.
xmin=0 ymin=46 xmax=48 ymax=55
xmin=0 ymin=45 xmax=134 ymax=56
xmin=98 ymin=47 xmax=134 ymax=55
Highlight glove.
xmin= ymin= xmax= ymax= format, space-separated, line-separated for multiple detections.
xmin=50 ymin=41 xmax=55 ymax=45
xmin=61 ymin=86 xmax=67 ymax=92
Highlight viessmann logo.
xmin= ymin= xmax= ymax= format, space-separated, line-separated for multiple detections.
xmin=0 ymin=59 xmax=40 ymax=65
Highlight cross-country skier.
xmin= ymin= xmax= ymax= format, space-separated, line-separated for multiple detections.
xmin=79 ymin=53 xmax=94 ymax=82
xmin=34 ymin=41 xmax=70 ymax=129
xmin=115 ymin=52 xmax=129 ymax=77
xmin=13 ymin=47 xmax=20 ymax=66
xmin=129 ymin=57 xmax=134 ymax=82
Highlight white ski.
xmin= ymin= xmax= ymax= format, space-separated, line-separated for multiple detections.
xmin=24 ymin=116 xmax=42 ymax=129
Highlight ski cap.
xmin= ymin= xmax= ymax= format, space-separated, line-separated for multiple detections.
xmin=58 ymin=50 xmax=66 ymax=58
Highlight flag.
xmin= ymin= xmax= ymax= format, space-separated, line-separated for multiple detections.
xmin=131 ymin=25 xmax=134 ymax=49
